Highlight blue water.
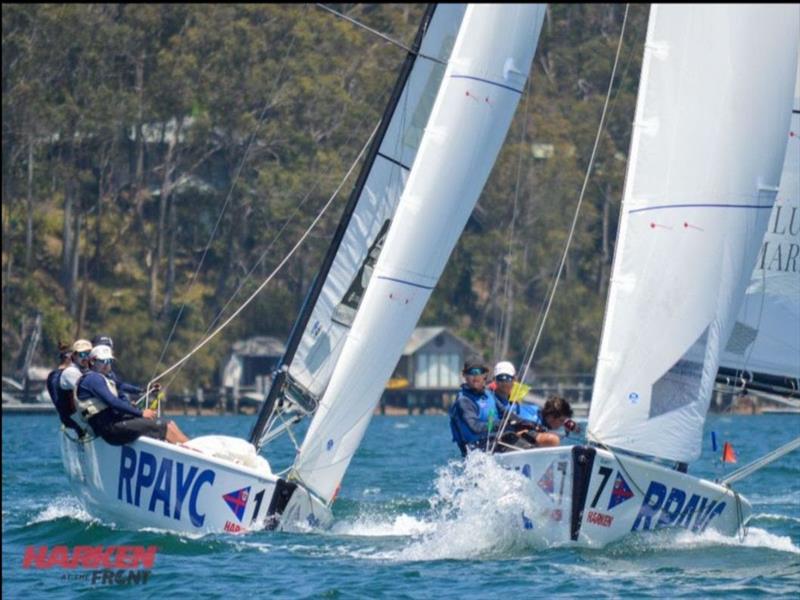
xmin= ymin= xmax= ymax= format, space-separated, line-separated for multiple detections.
xmin=3 ymin=413 xmax=799 ymax=598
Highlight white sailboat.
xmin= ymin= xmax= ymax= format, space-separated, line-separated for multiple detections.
xmin=60 ymin=4 xmax=545 ymax=535
xmin=717 ymin=61 xmax=800 ymax=403
xmin=493 ymin=4 xmax=799 ymax=547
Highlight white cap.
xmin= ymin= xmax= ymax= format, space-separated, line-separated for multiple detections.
xmin=90 ymin=344 xmax=114 ymax=361
xmin=494 ymin=361 xmax=516 ymax=378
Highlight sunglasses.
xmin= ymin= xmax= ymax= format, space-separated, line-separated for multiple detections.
xmin=96 ymin=358 xmax=114 ymax=365
xmin=465 ymin=368 xmax=487 ymax=376
xmin=495 ymin=374 xmax=514 ymax=382
xmin=77 ymin=351 xmax=91 ymax=359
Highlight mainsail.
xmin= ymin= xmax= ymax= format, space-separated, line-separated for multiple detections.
xmin=588 ymin=5 xmax=799 ymax=464
xmin=249 ymin=5 xmax=466 ymax=449
xmin=292 ymin=4 xmax=546 ymax=504
xmin=718 ymin=62 xmax=800 ymax=391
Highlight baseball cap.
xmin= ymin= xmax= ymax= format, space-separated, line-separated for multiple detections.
xmin=90 ymin=344 xmax=115 ymax=361
xmin=91 ymin=334 xmax=114 ymax=349
xmin=462 ymin=356 xmax=488 ymax=374
xmin=494 ymin=361 xmax=516 ymax=380
xmin=72 ymin=339 xmax=92 ymax=353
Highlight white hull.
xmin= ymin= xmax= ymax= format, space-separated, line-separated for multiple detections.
xmin=60 ymin=432 xmax=331 ymax=535
xmin=494 ymin=445 xmax=750 ymax=548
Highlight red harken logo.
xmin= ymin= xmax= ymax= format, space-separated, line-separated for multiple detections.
xmin=23 ymin=545 xmax=158 ymax=569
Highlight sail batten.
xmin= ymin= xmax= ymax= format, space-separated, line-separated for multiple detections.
xmin=588 ymin=5 xmax=799 ymax=464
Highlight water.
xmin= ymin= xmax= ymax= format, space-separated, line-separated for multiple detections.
xmin=3 ymin=413 xmax=799 ymax=598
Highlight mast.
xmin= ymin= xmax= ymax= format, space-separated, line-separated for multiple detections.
xmin=249 ymin=5 xmax=438 ymax=448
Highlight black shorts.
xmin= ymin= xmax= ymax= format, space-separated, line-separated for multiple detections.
xmin=89 ymin=413 xmax=168 ymax=446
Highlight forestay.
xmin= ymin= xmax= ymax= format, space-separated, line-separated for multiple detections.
xmin=250 ymin=5 xmax=466 ymax=450
xmin=292 ymin=4 xmax=546 ymax=504
xmin=588 ymin=5 xmax=799 ymax=464
xmin=719 ymin=62 xmax=800 ymax=384
xmin=289 ymin=5 xmax=466 ymax=398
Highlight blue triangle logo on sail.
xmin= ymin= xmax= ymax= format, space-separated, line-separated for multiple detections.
xmin=223 ymin=486 xmax=251 ymax=522
xmin=607 ymin=472 xmax=634 ymax=510
xmin=537 ymin=462 xmax=555 ymax=497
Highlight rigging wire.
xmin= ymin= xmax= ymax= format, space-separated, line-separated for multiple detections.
xmin=161 ymin=88 xmax=389 ymax=393
xmin=163 ymin=6 xmax=428 ymax=396
xmin=518 ymin=4 xmax=630 ymax=385
xmin=289 ymin=51 xmax=415 ymax=404
xmin=159 ymin=183 xmax=320 ymax=392
xmin=516 ymin=14 xmax=640 ymax=378
xmin=720 ymin=435 xmax=800 ymax=486
xmin=150 ymin=5 xmax=309 ymax=384
xmin=729 ymin=266 xmax=768 ymax=393
xmin=494 ymin=75 xmax=533 ymax=362
xmin=492 ymin=4 xmax=630 ymax=451
xmin=146 ymin=122 xmax=380 ymax=389
xmin=315 ymin=4 xmax=446 ymax=65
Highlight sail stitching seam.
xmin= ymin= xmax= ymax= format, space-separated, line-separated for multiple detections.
xmin=450 ymin=74 xmax=523 ymax=94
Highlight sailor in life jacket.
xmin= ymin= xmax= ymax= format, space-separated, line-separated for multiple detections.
xmin=76 ymin=344 xmax=189 ymax=446
xmin=492 ymin=361 xmax=580 ymax=450
xmin=90 ymin=334 xmax=144 ymax=403
xmin=54 ymin=339 xmax=94 ymax=435
xmin=46 ymin=340 xmax=87 ymax=437
xmin=449 ymin=357 xmax=506 ymax=456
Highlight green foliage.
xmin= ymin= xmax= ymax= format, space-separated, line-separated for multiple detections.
xmin=2 ymin=4 xmax=647 ymax=386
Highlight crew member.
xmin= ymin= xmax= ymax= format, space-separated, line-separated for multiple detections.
xmin=490 ymin=360 xmax=580 ymax=450
xmin=492 ymin=361 xmax=540 ymax=421
xmin=76 ymin=344 xmax=188 ymax=446
xmin=91 ymin=334 xmax=148 ymax=403
xmin=515 ymin=394 xmax=579 ymax=448
xmin=59 ymin=338 xmax=92 ymax=396
xmin=449 ymin=356 xmax=506 ymax=456
xmin=46 ymin=341 xmax=85 ymax=437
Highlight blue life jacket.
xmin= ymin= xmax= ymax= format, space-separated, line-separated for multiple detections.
xmin=496 ymin=393 xmax=544 ymax=427
xmin=449 ymin=386 xmax=500 ymax=452
xmin=517 ymin=403 xmax=543 ymax=425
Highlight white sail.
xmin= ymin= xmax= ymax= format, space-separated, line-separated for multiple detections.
xmin=289 ymin=6 xmax=466 ymax=399
xmin=588 ymin=5 xmax=799 ymax=464
xmin=293 ymin=4 xmax=545 ymax=503
xmin=719 ymin=63 xmax=800 ymax=383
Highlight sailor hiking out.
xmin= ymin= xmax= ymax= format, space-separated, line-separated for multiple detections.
xmin=75 ymin=344 xmax=189 ymax=446
xmin=90 ymin=334 xmax=145 ymax=403
xmin=46 ymin=341 xmax=87 ymax=437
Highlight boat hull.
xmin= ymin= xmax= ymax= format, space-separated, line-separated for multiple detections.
xmin=60 ymin=432 xmax=331 ymax=534
xmin=493 ymin=445 xmax=750 ymax=548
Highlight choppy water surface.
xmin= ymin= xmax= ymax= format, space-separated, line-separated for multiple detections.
xmin=3 ymin=413 xmax=798 ymax=598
